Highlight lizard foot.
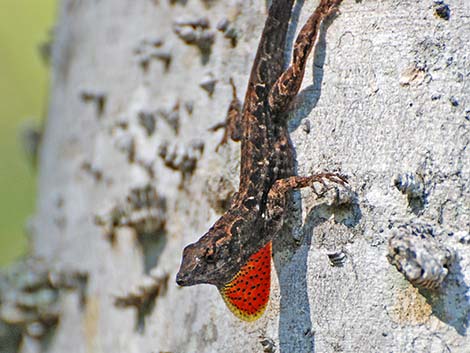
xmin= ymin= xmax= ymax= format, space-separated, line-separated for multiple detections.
xmin=308 ymin=172 xmax=353 ymax=206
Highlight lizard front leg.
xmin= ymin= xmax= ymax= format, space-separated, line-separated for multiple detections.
xmin=209 ymin=78 xmax=243 ymax=150
xmin=265 ymin=173 xmax=347 ymax=234
xmin=268 ymin=0 xmax=342 ymax=113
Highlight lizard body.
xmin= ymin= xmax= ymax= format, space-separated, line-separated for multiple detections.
xmin=176 ymin=0 xmax=344 ymax=321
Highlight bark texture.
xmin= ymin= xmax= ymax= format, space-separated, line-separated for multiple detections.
xmin=18 ymin=0 xmax=470 ymax=352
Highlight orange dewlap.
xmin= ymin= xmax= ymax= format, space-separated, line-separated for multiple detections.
xmin=219 ymin=242 xmax=272 ymax=321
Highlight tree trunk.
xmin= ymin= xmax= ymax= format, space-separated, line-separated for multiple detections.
xmin=11 ymin=0 xmax=470 ymax=352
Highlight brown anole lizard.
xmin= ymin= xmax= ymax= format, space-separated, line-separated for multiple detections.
xmin=176 ymin=0 xmax=345 ymax=321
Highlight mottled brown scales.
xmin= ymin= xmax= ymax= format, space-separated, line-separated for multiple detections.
xmin=176 ymin=0 xmax=345 ymax=321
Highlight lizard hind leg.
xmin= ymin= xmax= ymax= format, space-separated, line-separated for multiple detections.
xmin=268 ymin=0 xmax=343 ymax=114
xmin=210 ymin=78 xmax=243 ymax=151
xmin=218 ymin=242 xmax=272 ymax=321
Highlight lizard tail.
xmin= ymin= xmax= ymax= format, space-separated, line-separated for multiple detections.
xmin=219 ymin=242 xmax=272 ymax=321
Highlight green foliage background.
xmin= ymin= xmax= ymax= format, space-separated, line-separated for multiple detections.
xmin=0 ymin=0 xmax=57 ymax=266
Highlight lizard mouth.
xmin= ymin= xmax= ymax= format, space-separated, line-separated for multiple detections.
xmin=175 ymin=273 xmax=186 ymax=286
xmin=176 ymin=261 xmax=203 ymax=286
xmin=176 ymin=264 xmax=220 ymax=287
xmin=175 ymin=271 xmax=190 ymax=286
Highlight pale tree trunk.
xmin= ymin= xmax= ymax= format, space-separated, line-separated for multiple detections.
xmin=5 ymin=0 xmax=470 ymax=352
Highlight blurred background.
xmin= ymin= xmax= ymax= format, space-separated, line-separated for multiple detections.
xmin=0 ymin=0 xmax=57 ymax=266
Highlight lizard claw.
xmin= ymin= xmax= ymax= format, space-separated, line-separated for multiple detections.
xmin=310 ymin=172 xmax=353 ymax=206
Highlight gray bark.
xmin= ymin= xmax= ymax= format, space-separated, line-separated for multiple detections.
xmin=14 ymin=0 xmax=470 ymax=352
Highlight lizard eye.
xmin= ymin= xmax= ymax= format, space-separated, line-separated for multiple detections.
xmin=204 ymin=246 xmax=217 ymax=264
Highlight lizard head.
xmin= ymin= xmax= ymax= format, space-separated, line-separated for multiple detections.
xmin=176 ymin=222 xmax=242 ymax=288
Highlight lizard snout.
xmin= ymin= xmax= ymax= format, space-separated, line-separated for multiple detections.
xmin=175 ymin=271 xmax=189 ymax=286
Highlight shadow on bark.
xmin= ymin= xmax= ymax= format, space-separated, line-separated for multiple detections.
xmin=138 ymin=231 xmax=167 ymax=274
xmin=273 ymin=8 xmax=359 ymax=352
xmin=288 ymin=9 xmax=337 ymax=133
xmin=273 ymin=189 xmax=314 ymax=353
xmin=112 ymin=230 xmax=168 ymax=333
xmin=419 ymin=256 xmax=470 ymax=336
xmin=274 ymin=192 xmax=361 ymax=353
